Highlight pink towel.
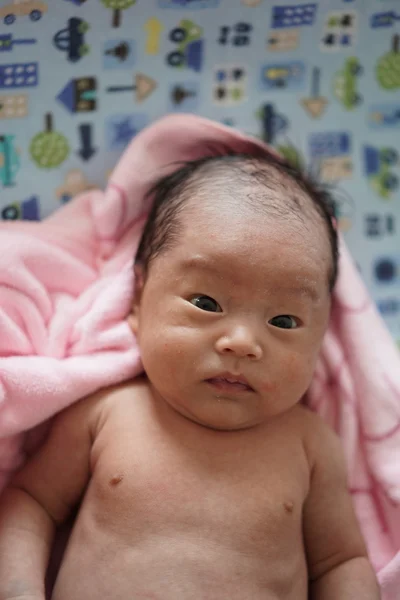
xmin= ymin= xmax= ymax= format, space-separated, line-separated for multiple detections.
xmin=1 ymin=114 xmax=399 ymax=597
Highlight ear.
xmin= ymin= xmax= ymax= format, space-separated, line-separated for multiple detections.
xmin=128 ymin=264 xmax=144 ymax=335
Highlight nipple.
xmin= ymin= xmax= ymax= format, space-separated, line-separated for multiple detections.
xmin=283 ymin=501 xmax=294 ymax=514
xmin=109 ymin=474 xmax=124 ymax=486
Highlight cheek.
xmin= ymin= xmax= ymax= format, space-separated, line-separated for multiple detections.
xmin=284 ymin=352 xmax=316 ymax=387
xmin=286 ymin=356 xmax=304 ymax=381
xmin=139 ymin=321 xmax=196 ymax=373
xmin=263 ymin=353 xmax=313 ymax=388
xmin=260 ymin=354 xmax=299 ymax=384
xmin=260 ymin=379 xmax=278 ymax=393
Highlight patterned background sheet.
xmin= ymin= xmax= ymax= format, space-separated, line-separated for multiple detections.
xmin=0 ymin=0 xmax=399 ymax=344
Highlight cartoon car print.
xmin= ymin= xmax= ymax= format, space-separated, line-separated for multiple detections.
xmin=0 ymin=0 xmax=48 ymax=26
xmin=333 ymin=57 xmax=363 ymax=109
xmin=0 ymin=134 xmax=20 ymax=187
xmin=166 ymin=19 xmax=204 ymax=72
xmin=53 ymin=18 xmax=90 ymax=62
xmin=363 ymin=145 xmax=399 ymax=199
xmin=1 ymin=195 xmax=39 ymax=220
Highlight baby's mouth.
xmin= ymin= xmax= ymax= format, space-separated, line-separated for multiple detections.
xmin=206 ymin=375 xmax=254 ymax=393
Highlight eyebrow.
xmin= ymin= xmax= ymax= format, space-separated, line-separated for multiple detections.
xmin=180 ymin=256 xmax=320 ymax=303
xmin=272 ymin=285 xmax=320 ymax=303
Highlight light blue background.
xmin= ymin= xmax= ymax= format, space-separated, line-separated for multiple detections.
xmin=0 ymin=0 xmax=399 ymax=343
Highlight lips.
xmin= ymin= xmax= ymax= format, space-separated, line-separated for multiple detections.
xmin=206 ymin=372 xmax=254 ymax=393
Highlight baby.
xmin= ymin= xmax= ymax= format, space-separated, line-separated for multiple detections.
xmin=0 ymin=148 xmax=380 ymax=599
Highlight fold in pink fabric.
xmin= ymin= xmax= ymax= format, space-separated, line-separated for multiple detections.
xmin=1 ymin=114 xmax=399 ymax=598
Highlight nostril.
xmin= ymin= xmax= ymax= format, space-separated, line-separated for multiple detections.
xmin=215 ymin=334 xmax=262 ymax=360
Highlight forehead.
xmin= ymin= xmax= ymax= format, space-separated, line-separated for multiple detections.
xmin=181 ymin=179 xmax=327 ymax=248
xmin=170 ymin=193 xmax=331 ymax=292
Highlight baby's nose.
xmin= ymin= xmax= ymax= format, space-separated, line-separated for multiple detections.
xmin=215 ymin=325 xmax=263 ymax=360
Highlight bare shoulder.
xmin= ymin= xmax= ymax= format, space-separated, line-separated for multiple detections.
xmin=279 ymin=403 xmax=329 ymax=436
xmin=51 ymin=381 xmax=127 ymax=436
xmin=86 ymin=376 xmax=150 ymax=436
xmin=286 ymin=404 xmax=343 ymax=471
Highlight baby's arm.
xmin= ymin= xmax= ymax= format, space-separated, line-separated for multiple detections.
xmin=303 ymin=416 xmax=380 ymax=599
xmin=0 ymin=391 xmax=103 ymax=600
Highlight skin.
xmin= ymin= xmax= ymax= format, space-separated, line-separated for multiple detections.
xmin=0 ymin=183 xmax=380 ymax=599
xmin=132 ymin=192 xmax=332 ymax=432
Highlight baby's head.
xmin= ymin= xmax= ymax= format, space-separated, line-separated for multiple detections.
xmin=130 ymin=146 xmax=338 ymax=431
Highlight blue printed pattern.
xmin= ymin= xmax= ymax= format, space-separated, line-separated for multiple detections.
xmin=0 ymin=0 xmax=399 ymax=342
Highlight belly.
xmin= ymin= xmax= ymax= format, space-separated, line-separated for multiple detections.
xmin=52 ymin=468 xmax=307 ymax=600
xmin=52 ymin=517 xmax=308 ymax=600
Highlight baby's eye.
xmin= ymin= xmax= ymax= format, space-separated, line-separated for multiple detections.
xmin=269 ymin=315 xmax=298 ymax=329
xmin=189 ymin=295 xmax=222 ymax=313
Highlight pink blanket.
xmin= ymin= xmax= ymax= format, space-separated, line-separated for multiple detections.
xmin=1 ymin=114 xmax=399 ymax=597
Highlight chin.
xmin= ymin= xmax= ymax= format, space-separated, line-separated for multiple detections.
xmin=181 ymin=404 xmax=261 ymax=432
xmin=194 ymin=416 xmax=256 ymax=432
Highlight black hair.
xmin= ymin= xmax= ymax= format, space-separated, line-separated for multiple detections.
xmin=135 ymin=141 xmax=339 ymax=291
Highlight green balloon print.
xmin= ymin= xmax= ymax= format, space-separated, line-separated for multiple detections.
xmin=101 ymin=0 xmax=136 ymax=28
xmin=376 ymin=34 xmax=400 ymax=91
xmin=30 ymin=113 xmax=70 ymax=170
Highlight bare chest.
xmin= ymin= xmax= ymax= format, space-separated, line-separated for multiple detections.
xmin=84 ymin=403 xmax=310 ymax=555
